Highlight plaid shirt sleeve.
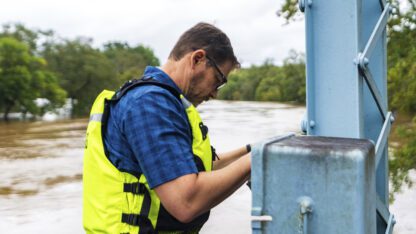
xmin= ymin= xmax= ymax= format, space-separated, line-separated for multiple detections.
xmin=121 ymin=87 xmax=198 ymax=188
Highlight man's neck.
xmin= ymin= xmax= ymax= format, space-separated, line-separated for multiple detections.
xmin=161 ymin=59 xmax=188 ymax=94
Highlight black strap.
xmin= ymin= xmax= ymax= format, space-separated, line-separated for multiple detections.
xmin=120 ymin=182 xmax=154 ymax=233
xmin=123 ymin=182 xmax=146 ymax=195
xmin=121 ymin=213 xmax=155 ymax=233
xmin=112 ymin=77 xmax=181 ymax=102
xmin=193 ymin=155 xmax=206 ymax=172
xmin=138 ymin=188 xmax=153 ymax=234
xmin=121 ymin=188 xmax=154 ymax=233
xmin=211 ymin=146 xmax=220 ymax=161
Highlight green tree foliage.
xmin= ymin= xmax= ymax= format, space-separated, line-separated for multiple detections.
xmin=0 ymin=23 xmax=162 ymax=118
xmin=103 ymin=41 xmax=160 ymax=84
xmin=42 ymin=39 xmax=161 ymax=117
xmin=255 ymin=67 xmax=284 ymax=101
xmin=387 ymin=0 xmax=416 ymax=113
xmin=0 ymin=23 xmax=40 ymax=52
xmin=387 ymin=0 xmax=416 ymax=194
xmin=390 ymin=117 xmax=416 ymax=195
xmin=0 ymin=37 xmax=66 ymax=121
xmin=219 ymin=62 xmax=271 ymax=101
xmin=218 ymin=51 xmax=305 ymax=104
xmin=42 ymin=38 xmax=118 ymax=116
xmin=276 ymin=0 xmax=302 ymax=23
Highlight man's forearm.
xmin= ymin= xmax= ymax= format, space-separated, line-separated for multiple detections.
xmin=154 ymin=154 xmax=251 ymax=223
xmin=213 ymin=146 xmax=249 ymax=170
xmin=191 ymin=154 xmax=251 ymax=214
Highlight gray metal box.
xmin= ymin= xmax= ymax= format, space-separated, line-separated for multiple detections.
xmin=252 ymin=135 xmax=376 ymax=234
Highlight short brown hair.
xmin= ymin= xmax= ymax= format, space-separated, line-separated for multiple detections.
xmin=168 ymin=22 xmax=240 ymax=68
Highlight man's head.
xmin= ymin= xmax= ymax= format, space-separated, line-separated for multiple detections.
xmin=164 ymin=22 xmax=240 ymax=106
xmin=169 ymin=22 xmax=239 ymax=67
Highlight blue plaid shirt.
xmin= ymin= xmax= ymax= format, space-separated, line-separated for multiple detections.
xmin=104 ymin=66 xmax=198 ymax=188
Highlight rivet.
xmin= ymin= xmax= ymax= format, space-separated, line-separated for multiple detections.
xmin=309 ymin=120 xmax=315 ymax=128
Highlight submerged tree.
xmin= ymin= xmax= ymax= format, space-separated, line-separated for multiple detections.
xmin=1 ymin=23 xmax=162 ymax=118
xmin=0 ymin=37 xmax=66 ymax=121
xmin=42 ymin=38 xmax=118 ymax=117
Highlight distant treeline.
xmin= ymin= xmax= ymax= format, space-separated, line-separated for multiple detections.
xmin=218 ymin=51 xmax=305 ymax=105
xmin=0 ymin=23 xmax=159 ymax=120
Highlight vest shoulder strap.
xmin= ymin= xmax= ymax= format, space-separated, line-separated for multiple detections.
xmin=111 ymin=77 xmax=181 ymax=102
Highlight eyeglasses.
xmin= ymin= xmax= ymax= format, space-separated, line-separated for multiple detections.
xmin=206 ymin=55 xmax=227 ymax=90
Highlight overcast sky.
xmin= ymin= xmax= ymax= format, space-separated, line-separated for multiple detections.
xmin=1 ymin=0 xmax=305 ymax=67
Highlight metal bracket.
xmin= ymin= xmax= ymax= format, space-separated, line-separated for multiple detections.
xmin=375 ymin=112 xmax=393 ymax=168
xmin=376 ymin=194 xmax=390 ymax=224
xmin=298 ymin=196 xmax=313 ymax=234
xmin=358 ymin=3 xmax=390 ymax=69
xmin=376 ymin=194 xmax=396 ymax=234
xmin=300 ymin=114 xmax=315 ymax=133
xmin=355 ymin=4 xmax=390 ymax=122
xmin=379 ymin=0 xmax=386 ymax=11
xmin=251 ymin=215 xmax=273 ymax=222
xmin=385 ymin=213 xmax=396 ymax=234
xmin=301 ymin=118 xmax=308 ymax=133
xmin=358 ymin=61 xmax=387 ymax=121
xmin=299 ymin=0 xmax=312 ymax=12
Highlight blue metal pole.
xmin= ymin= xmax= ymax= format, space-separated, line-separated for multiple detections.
xmin=303 ymin=0 xmax=363 ymax=138
xmin=302 ymin=0 xmax=393 ymax=232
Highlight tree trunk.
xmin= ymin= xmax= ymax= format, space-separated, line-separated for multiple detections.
xmin=4 ymin=104 xmax=12 ymax=122
xmin=22 ymin=109 xmax=27 ymax=120
xmin=3 ymin=99 xmax=15 ymax=122
xmin=70 ymin=98 xmax=75 ymax=119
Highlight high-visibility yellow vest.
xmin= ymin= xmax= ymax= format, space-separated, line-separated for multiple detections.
xmin=83 ymin=79 xmax=213 ymax=233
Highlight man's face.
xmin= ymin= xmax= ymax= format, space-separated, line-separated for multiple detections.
xmin=186 ymin=57 xmax=234 ymax=106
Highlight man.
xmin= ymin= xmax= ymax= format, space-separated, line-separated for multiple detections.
xmin=83 ymin=22 xmax=251 ymax=233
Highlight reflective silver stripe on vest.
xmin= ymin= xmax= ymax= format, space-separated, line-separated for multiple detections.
xmin=181 ymin=96 xmax=192 ymax=108
xmin=89 ymin=113 xmax=103 ymax=122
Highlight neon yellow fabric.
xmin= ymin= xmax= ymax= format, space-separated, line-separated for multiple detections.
xmin=83 ymin=89 xmax=212 ymax=233
xmin=181 ymin=95 xmax=212 ymax=172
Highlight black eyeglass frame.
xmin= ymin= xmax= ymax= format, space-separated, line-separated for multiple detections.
xmin=205 ymin=55 xmax=228 ymax=90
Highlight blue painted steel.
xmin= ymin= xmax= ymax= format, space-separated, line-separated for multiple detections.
xmin=251 ymin=134 xmax=295 ymax=234
xmin=359 ymin=2 xmax=391 ymax=232
xmin=301 ymin=0 xmax=392 ymax=232
xmin=298 ymin=196 xmax=313 ymax=234
xmin=357 ymin=4 xmax=390 ymax=120
xmin=376 ymin=195 xmax=390 ymax=224
xmin=375 ymin=112 xmax=392 ymax=168
xmin=251 ymin=0 xmax=392 ymax=233
xmin=386 ymin=214 xmax=396 ymax=234
xmin=359 ymin=4 xmax=390 ymax=69
xmin=251 ymin=136 xmax=376 ymax=233
xmin=379 ymin=0 xmax=386 ymax=10
xmin=304 ymin=0 xmax=363 ymax=138
xmin=359 ymin=66 xmax=387 ymax=119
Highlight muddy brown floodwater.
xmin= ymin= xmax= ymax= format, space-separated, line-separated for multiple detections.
xmin=0 ymin=100 xmax=414 ymax=233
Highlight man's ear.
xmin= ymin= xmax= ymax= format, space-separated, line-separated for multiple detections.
xmin=191 ymin=49 xmax=206 ymax=68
